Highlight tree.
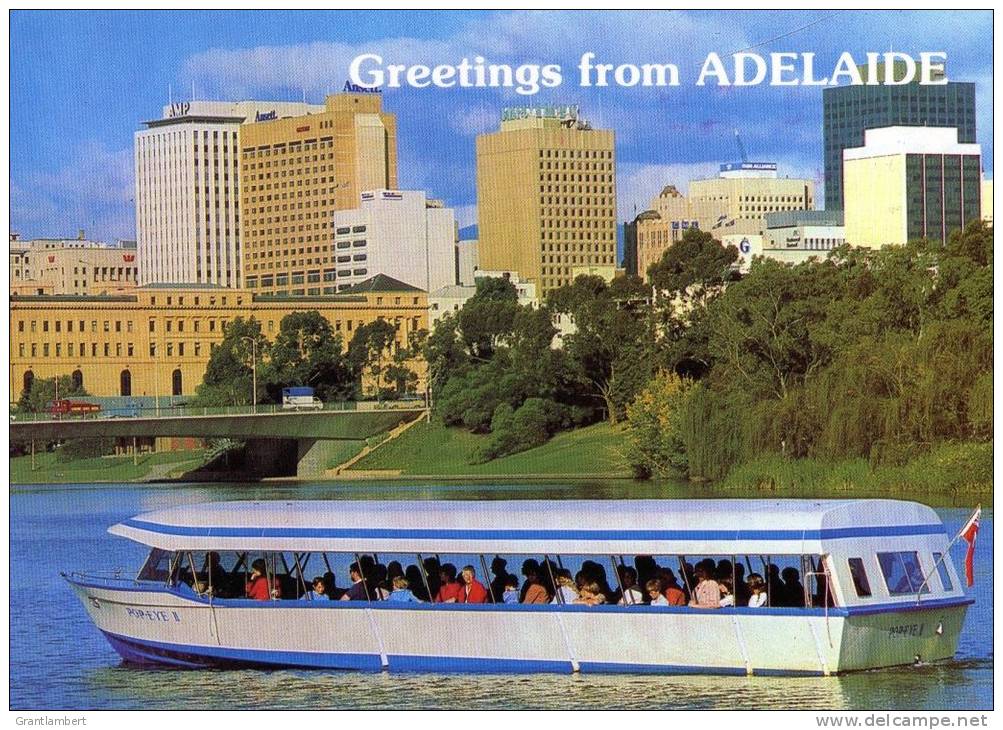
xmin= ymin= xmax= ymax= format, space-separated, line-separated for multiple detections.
xmin=457 ymin=276 xmax=520 ymax=359
xmin=264 ymin=311 xmax=352 ymax=402
xmin=17 ymin=374 xmax=90 ymax=414
xmin=547 ymin=275 xmax=656 ymax=424
xmin=624 ymin=372 xmax=692 ymax=479
xmin=423 ymin=313 xmax=471 ymax=395
xmin=193 ymin=317 xmax=268 ymax=406
xmin=647 ymin=228 xmax=738 ymax=305
xmin=347 ymin=319 xmax=398 ymax=398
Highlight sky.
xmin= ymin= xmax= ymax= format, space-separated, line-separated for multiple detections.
xmin=9 ymin=10 xmax=994 ymax=243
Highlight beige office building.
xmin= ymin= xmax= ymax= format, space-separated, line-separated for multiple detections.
xmin=10 ymin=234 xmax=139 ymax=296
xmin=476 ymin=105 xmax=616 ymax=294
xmin=688 ymin=164 xmax=815 ymax=237
xmin=239 ymin=93 xmax=398 ymax=298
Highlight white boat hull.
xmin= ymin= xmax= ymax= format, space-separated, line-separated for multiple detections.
xmin=66 ymin=577 xmax=969 ymax=675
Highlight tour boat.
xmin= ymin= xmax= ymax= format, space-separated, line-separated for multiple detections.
xmin=63 ymin=499 xmax=972 ymax=675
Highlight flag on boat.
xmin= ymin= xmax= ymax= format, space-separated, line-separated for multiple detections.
xmin=957 ymin=505 xmax=981 ymax=587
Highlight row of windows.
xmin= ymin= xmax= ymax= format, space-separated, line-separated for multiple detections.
xmin=537 ymin=149 xmax=613 ymax=159
xmin=243 ymin=139 xmax=338 ymax=157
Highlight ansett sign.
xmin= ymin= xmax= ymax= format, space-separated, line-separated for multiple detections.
xmin=344 ymin=80 xmax=382 ymax=94
xmin=255 ymin=110 xmax=277 ymax=122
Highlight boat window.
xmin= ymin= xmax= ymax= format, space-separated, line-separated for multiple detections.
xmin=847 ymin=557 xmax=872 ymax=597
xmin=137 ymin=548 xmax=173 ymax=582
xmin=932 ymin=552 xmax=953 ymax=591
xmin=877 ymin=551 xmax=930 ymax=595
xmin=804 ymin=555 xmax=835 ymax=607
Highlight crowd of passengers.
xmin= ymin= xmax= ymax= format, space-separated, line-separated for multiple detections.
xmin=184 ymin=553 xmax=830 ymax=608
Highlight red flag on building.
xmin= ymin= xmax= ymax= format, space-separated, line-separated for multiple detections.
xmin=957 ymin=505 xmax=981 ymax=588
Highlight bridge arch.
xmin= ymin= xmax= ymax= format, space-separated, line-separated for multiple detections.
xmin=172 ymin=369 xmax=183 ymax=397
xmin=120 ymin=369 xmax=132 ymax=397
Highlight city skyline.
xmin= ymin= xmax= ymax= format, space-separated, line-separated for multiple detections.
xmin=10 ymin=10 xmax=994 ymax=244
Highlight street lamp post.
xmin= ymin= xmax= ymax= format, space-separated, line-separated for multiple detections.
xmin=241 ymin=337 xmax=258 ymax=413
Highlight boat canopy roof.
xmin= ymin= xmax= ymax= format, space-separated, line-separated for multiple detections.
xmin=108 ymin=499 xmax=947 ymax=555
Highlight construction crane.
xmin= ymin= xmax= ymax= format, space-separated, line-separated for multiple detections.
xmin=734 ymin=129 xmax=749 ymax=163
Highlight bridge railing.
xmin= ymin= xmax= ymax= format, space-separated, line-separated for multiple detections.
xmin=9 ymin=399 xmax=427 ymax=423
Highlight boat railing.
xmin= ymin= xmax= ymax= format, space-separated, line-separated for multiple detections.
xmin=62 ymin=569 xmax=143 ymax=586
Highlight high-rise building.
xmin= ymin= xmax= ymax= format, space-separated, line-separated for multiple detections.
xmin=823 ymin=66 xmax=976 ymax=211
xmin=135 ymin=100 xmax=324 ymax=289
xmin=687 ymin=164 xmax=814 ymax=236
xmin=10 ymin=233 xmax=139 ymax=296
xmin=843 ymin=126 xmax=981 ymax=247
xmin=324 ymin=190 xmax=457 ymax=294
xmin=239 ymin=93 xmax=398 ymax=298
xmin=476 ymin=105 xmax=616 ymax=294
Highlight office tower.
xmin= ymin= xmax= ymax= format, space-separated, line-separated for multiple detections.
xmin=328 ymin=189 xmax=457 ymax=294
xmin=476 ymin=105 xmax=616 ymax=294
xmin=823 ymin=67 xmax=976 ymax=211
xmin=136 ymin=100 xmax=323 ymax=288
xmin=843 ymin=126 xmax=981 ymax=247
xmin=240 ymin=93 xmax=398 ymax=297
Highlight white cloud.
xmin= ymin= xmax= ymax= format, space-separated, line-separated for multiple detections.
xmin=11 ymin=141 xmax=134 ymax=242
xmin=617 ymin=161 xmax=719 ymax=220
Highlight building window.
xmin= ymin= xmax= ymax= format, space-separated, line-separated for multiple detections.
xmin=172 ymin=369 xmax=183 ymax=396
xmin=71 ymin=369 xmax=83 ymax=390
xmin=120 ymin=369 xmax=132 ymax=397
xmin=23 ymin=370 xmax=34 ymax=395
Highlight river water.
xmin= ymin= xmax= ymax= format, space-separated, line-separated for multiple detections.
xmin=9 ymin=480 xmax=993 ymax=711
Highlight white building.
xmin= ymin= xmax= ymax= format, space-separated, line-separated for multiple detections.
xmin=135 ymin=100 xmax=323 ymax=288
xmin=428 ymin=269 xmax=539 ymax=329
xmin=330 ymin=190 xmax=457 ymax=293
xmin=761 ymin=211 xmax=845 ymax=265
xmin=456 ymin=239 xmax=479 ymax=286
xmin=9 ymin=232 xmax=139 ymax=295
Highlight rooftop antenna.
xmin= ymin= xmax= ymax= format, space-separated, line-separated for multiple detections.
xmin=734 ymin=129 xmax=749 ymax=162
xmin=191 ymin=79 xmax=196 ymax=102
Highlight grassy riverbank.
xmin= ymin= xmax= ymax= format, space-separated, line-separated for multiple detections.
xmin=718 ymin=442 xmax=992 ymax=501
xmin=10 ymin=449 xmax=208 ymax=485
xmin=346 ymin=420 xmax=633 ymax=478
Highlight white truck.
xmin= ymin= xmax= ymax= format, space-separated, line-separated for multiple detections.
xmin=281 ymin=387 xmax=323 ymax=410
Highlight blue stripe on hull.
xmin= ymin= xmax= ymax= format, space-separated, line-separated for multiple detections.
xmin=98 ymin=631 xmax=824 ymax=676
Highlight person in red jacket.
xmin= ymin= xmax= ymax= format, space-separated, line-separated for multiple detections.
xmin=458 ymin=565 xmax=489 ymax=603
xmin=436 ymin=563 xmax=464 ymax=603
xmin=245 ymin=558 xmax=281 ymax=601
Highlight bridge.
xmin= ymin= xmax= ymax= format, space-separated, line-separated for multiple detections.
xmin=9 ymin=404 xmax=426 ymax=478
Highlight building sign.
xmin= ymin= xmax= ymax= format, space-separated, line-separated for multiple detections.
xmin=167 ymin=102 xmax=191 ymax=118
xmin=786 ymin=229 xmax=802 ymax=248
xmin=719 ymin=161 xmax=778 ymax=173
xmin=502 ymin=105 xmax=580 ymax=122
xmin=123 ymin=254 xmax=135 ymax=263
xmin=380 ymin=191 xmax=403 ymax=201
xmin=739 ymin=237 xmax=751 ymax=254
xmin=255 ymin=110 xmax=277 ymax=122
xmin=361 ymin=192 xmax=376 ymax=201
xmin=344 ymin=80 xmax=382 ymax=94
xmin=296 ymin=125 xmax=310 ymax=133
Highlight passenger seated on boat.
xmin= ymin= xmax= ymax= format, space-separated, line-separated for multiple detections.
xmin=489 ymin=556 xmax=513 ymax=603
xmin=718 ymin=578 xmax=735 ymax=607
xmin=372 ymin=561 xmax=391 ymax=600
xmin=716 ymin=559 xmax=733 ymax=583
xmin=581 ymin=560 xmax=615 ymax=604
xmin=520 ymin=563 xmax=551 ymax=604
xmin=245 ymin=559 xmax=281 ymax=601
xmin=616 ymin=566 xmax=644 ymax=606
xmin=634 ymin=555 xmax=658 ymax=589
xmin=388 ymin=575 xmax=420 ymax=602
xmin=689 ymin=566 xmax=721 ymax=609
xmin=303 ymin=576 xmax=329 ymax=601
xmin=199 ymin=552 xmax=232 ymax=597
xmin=646 ymin=579 xmax=669 ymax=606
xmin=436 ymin=563 xmax=464 ymax=603
xmin=340 ymin=562 xmax=371 ymax=601
xmin=502 ymin=575 xmax=520 ymax=604
xmin=552 ymin=569 xmax=578 ymax=605
xmin=459 ymin=565 xmax=488 ymax=603
xmin=574 ymin=582 xmax=606 ymax=606
xmin=660 ymin=570 xmax=687 ymax=606
xmin=767 ymin=565 xmax=785 ymax=606
xmin=387 ymin=561 xmax=405 ymax=583
xmin=781 ymin=567 xmax=805 ymax=608
xmin=423 ymin=556 xmax=442 ymax=598
xmin=746 ymin=574 xmax=768 ymax=607
xmin=733 ymin=563 xmax=751 ymax=606
xmin=406 ymin=565 xmax=430 ymax=602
